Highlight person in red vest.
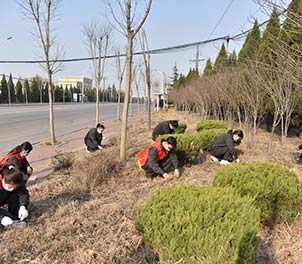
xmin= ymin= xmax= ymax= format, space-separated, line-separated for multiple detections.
xmin=0 ymin=163 xmax=29 ymax=228
xmin=136 ymin=136 xmax=180 ymax=181
xmin=0 ymin=142 xmax=33 ymax=182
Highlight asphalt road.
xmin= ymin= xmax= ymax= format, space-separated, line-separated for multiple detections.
xmin=0 ymin=102 xmax=141 ymax=153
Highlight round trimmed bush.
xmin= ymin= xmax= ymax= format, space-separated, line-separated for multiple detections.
xmin=194 ymin=128 xmax=226 ymax=151
xmin=213 ymin=162 xmax=302 ymax=224
xmin=135 ymin=185 xmax=260 ymax=264
xmin=196 ymin=120 xmax=228 ymax=132
xmin=157 ymin=128 xmax=225 ymax=163
xmin=174 ymin=122 xmax=187 ymax=134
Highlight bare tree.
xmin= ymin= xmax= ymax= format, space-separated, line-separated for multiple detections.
xmin=108 ymin=0 xmax=153 ymax=161
xmin=19 ymin=0 xmax=63 ymax=145
xmin=83 ymin=22 xmax=111 ymax=125
xmin=139 ymin=29 xmax=152 ymax=129
xmin=115 ymin=50 xmax=126 ymax=120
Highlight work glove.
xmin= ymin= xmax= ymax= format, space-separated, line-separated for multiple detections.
xmin=1 ymin=216 xmax=13 ymax=227
xmin=18 ymin=206 xmax=29 ymax=221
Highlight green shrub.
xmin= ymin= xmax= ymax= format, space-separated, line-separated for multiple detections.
xmin=213 ymin=162 xmax=302 ymax=224
xmin=194 ymin=128 xmax=226 ymax=151
xmin=157 ymin=129 xmax=225 ymax=162
xmin=135 ymin=185 xmax=260 ymax=264
xmin=196 ymin=120 xmax=228 ymax=132
xmin=174 ymin=122 xmax=187 ymax=134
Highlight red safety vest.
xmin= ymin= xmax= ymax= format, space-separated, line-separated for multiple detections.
xmin=0 ymin=152 xmax=25 ymax=168
xmin=136 ymin=141 xmax=168 ymax=168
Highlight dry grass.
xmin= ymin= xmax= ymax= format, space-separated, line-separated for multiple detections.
xmin=0 ymin=109 xmax=301 ymax=263
xmin=51 ymin=151 xmax=75 ymax=171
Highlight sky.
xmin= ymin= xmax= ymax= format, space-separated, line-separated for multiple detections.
xmin=0 ymin=0 xmax=291 ymax=94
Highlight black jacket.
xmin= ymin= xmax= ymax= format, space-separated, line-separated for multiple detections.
xmin=0 ymin=184 xmax=29 ymax=219
xmin=210 ymin=133 xmax=238 ymax=158
xmin=152 ymin=121 xmax=174 ymax=141
xmin=147 ymin=142 xmax=178 ymax=175
xmin=6 ymin=156 xmax=31 ymax=182
xmin=84 ymin=128 xmax=103 ymax=147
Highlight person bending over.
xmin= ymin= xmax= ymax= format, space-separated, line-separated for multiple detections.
xmin=210 ymin=129 xmax=244 ymax=165
xmin=0 ymin=163 xmax=29 ymax=228
xmin=137 ymin=136 xmax=180 ymax=181
xmin=0 ymin=142 xmax=33 ymax=182
xmin=152 ymin=120 xmax=178 ymax=141
xmin=84 ymin=123 xmax=105 ymax=153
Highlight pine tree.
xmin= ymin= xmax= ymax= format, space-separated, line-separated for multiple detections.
xmin=1 ymin=74 xmax=8 ymax=103
xmin=186 ymin=68 xmax=199 ymax=81
xmin=170 ymin=63 xmax=179 ymax=87
xmin=214 ymin=43 xmax=228 ymax=71
xmin=238 ymin=20 xmax=262 ymax=64
xmin=203 ymin=58 xmax=213 ymax=77
xmin=23 ymin=79 xmax=30 ymax=104
xmin=258 ymin=8 xmax=281 ymax=65
xmin=8 ymin=74 xmax=16 ymax=103
xmin=31 ymin=78 xmax=40 ymax=102
xmin=229 ymin=50 xmax=237 ymax=67
xmin=279 ymin=0 xmax=302 ymax=51
xmin=16 ymin=80 xmax=24 ymax=103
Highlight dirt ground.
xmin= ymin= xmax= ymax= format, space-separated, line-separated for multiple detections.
xmin=0 ymin=109 xmax=301 ymax=263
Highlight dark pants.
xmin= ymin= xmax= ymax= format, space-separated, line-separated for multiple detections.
xmin=0 ymin=191 xmax=21 ymax=220
xmin=211 ymin=147 xmax=235 ymax=162
xmin=142 ymin=156 xmax=174 ymax=178
xmin=85 ymin=140 xmax=101 ymax=152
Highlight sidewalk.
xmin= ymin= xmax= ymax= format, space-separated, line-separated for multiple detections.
xmin=3 ymin=113 xmax=147 ymax=183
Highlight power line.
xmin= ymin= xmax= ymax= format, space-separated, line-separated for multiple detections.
xmin=207 ymin=0 xmax=235 ymax=39
xmin=0 ymin=8 xmax=287 ymax=65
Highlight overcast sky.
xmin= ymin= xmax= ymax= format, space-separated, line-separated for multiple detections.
xmin=0 ymin=0 xmax=290 ymax=92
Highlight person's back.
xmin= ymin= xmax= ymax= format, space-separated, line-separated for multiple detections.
xmin=210 ymin=133 xmax=233 ymax=152
xmin=152 ymin=120 xmax=178 ymax=141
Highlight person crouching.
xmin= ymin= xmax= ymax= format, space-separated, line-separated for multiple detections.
xmin=0 ymin=164 xmax=29 ymax=228
xmin=136 ymin=136 xmax=180 ymax=181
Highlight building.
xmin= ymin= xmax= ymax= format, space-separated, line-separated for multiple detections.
xmin=56 ymin=76 xmax=93 ymax=90
xmin=56 ymin=76 xmax=93 ymax=102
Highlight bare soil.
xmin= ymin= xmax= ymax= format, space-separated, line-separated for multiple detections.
xmin=0 ymin=109 xmax=301 ymax=263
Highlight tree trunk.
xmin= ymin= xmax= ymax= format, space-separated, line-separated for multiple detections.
xmin=47 ymin=70 xmax=55 ymax=145
xmin=96 ymin=82 xmax=100 ymax=125
xmin=117 ymin=79 xmax=122 ymax=120
xmin=120 ymin=34 xmax=133 ymax=160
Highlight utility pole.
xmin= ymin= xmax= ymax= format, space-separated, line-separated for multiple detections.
xmin=190 ymin=45 xmax=205 ymax=75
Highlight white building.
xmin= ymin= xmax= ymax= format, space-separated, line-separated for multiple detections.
xmin=56 ymin=76 xmax=93 ymax=90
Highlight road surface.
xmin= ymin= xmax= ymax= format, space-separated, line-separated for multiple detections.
xmin=0 ymin=102 xmax=142 ymax=153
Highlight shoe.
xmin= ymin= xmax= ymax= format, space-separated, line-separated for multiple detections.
xmin=211 ymin=155 xmax=219 ymax=162
xmin=220 ymin=160 xmax=231 ymax=165
xmin=85 ymin=146 xmax=91 ymax=153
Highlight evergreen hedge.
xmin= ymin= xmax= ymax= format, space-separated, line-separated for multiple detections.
xmin=135 ymin=185 xmax=260 ymax=264
xmin=174 ymin=122 xmax=187 ymax=134
xmin=213 ymin=162 xmax=302 ymax=224
xmin=196 ymin=120 xmax=228 ymax=132
xmin=157 ymin=128 xmax=225 ymax=162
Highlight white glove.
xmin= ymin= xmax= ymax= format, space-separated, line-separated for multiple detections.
xmin=235 ymin=158 xmax=240 ymax=163
xmin=98 ymin=145 xmax=103 ymax=150
xmin=18 ymin=206 xmax=29 ymax=221
xmin=1 ymin=216 xmax=13 ymax=227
